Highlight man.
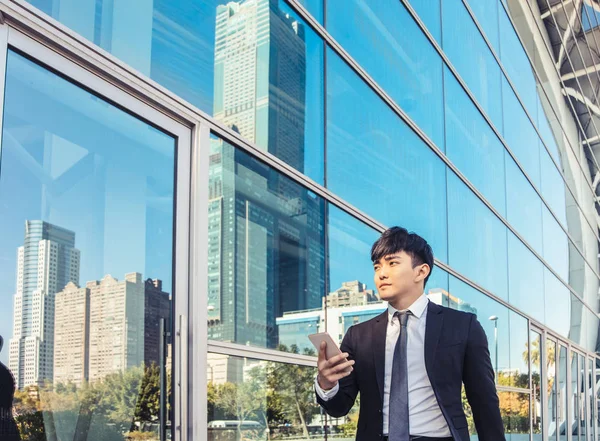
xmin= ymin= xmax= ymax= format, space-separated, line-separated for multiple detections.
xmin=315 ymin=227 xmax=504 ymax=441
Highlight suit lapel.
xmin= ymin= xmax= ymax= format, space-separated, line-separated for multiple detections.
xmin=424 ymin=301 xmax=444 ymax=379
xmin=372 ymin=310 xmax=388 ymax=403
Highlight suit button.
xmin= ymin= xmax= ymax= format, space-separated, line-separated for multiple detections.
xmin=378 ymin=409 xmax=382 ymax=413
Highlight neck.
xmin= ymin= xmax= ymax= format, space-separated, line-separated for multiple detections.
xmin=389 ymin=290 xmax=423 ymax=311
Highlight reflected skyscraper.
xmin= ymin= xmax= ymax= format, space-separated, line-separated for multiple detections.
xmin=208 ymin=0 xmax=325 ymax=347
xmin=9 ymin=221 xmax=80 ymax=389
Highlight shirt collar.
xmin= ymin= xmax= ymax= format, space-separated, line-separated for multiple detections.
xmin=387 ymin=293 xmax=429 ymax=320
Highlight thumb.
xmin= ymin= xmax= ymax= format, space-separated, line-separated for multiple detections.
xmin=319 ymin=341 xmax=327 ymax=359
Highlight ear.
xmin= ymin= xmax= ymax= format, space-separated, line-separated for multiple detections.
xmin=414 ymin=263 xmax=430 ymax=283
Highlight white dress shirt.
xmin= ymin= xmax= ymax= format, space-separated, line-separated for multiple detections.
xmin=315 ymin=294 xmax=451 ymax=437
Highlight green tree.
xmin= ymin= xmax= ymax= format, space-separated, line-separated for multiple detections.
xmin=267 ymin=345 xmax=320 ymax=439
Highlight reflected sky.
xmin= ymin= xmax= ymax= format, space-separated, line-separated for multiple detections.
xmin=0 ymin=51 xmax=176 ymax=364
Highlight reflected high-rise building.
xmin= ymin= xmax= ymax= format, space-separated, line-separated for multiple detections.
xmin=87 ymin=273 xmax=145 ymax=382
xmin=208 ymin=0 xmax=325 ymax=347
xmin=9 ymin=220 xmax=80 ymax=389
xmin=54 ymin=282 xmax=90 ymax=387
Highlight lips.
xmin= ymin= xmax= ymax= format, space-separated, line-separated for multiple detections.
xmin=379 ymin=284 xmax=391 ymax=289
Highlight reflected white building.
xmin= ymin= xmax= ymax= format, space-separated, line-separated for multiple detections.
xmin=9 ymin=220 xmax=80 ymax=389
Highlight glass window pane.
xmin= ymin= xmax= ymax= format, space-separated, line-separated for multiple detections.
xmin=208 ymin=135 xmax=326 ymax=351
xmin=531 ymin=331 xmax=542 ymax=441
xmin=326 ymin=0 xmax=445 ymax=147
xmin=541 ymin=147 xmax=567 ymax=226
xmin=573 ymin=352 xmax=581 ymax=441
xmin=326 ymin=49 xmax=448 ymax=261
xmin=502 ymin=77 xmax=541 ymax=187
xmin=448 ymin=276 xmax=509 ymax=386
xmin=499 ymin=392 xmax=530 ymax=439
xmin=448 ymin=172 xmax=508 ymax=299
xmin=538 ymin=94 xmax=561 ymax=162
xmin=206 ymin=354 xmax=321 ymax=438
xmin=508 ymin=310 xmax=529 ymax=389
xmin=407 ymin=0 xmax=441 ymax=43
xmin=544 ymin=269 xmax=571 ymax=338
xmin=464 ymin=0 xmax=500 ymax=54
xmin=443 ymin=66 xmax=506 ymax=216
xmin=296 ymin=0 xmax=323 ymax=23
xmin=499 ymin=6 xmax=538 ymax=118
xmin=27 ymin=0 xmax=326 ymax=184
xmin=558 ymin=346 xmax=568 ymax=441
xmin=548 ymin=339 xmax=558 ymax=441
xmin=508 ymin=233 xmax=544 ymax=323
xmin=505 ymin=153 xmax=543 ymax=254
xmin=580 ymin=354 xmax=587 ymax=439
xmin=543 ymin=206 xmax=569 ymax=282
xmin=442 ymin=0 xmax=503 ymax=131
xmin=0 ymin=50 xmax=176 ymax=439
xmin=570 ymin=295 xmax=587 ymax=347
xmin=327 ymin=206 xmax=385 ymax=344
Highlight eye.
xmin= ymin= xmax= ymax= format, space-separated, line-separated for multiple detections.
xmin=373 ymin=266 xmax=380 ymax=272
xmin=390 ymin=261 xmax=399 ymax=266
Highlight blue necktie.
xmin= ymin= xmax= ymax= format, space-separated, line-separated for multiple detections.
xmin=389 ymin=311 xmax=410 ymax=441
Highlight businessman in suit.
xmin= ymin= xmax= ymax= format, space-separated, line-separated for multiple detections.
xmin=315 ymin=226 xmax=505 ymax=441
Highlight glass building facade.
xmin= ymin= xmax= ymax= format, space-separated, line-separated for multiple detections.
xmin=0 ymin=0 xmax=599 ymax=440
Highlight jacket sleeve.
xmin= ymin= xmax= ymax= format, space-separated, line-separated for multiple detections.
xmin=316 ymin=325 xmax=359 ymax=417
xmin=463 ymin=314 xmax=506 ymax=441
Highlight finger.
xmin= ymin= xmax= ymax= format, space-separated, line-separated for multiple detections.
xmin=318 ymin=341 xmax=327 ymax=362
xmin=327 ymin=368 xmax=354 ymax=383
xmin=327 ymin=352 xmax=350 ymax=365
xmin=328 ymin=359 xmax=355 ymax=374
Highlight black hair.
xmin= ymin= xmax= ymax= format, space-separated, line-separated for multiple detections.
xmin=371 ymin=226 xmax=434 ymax=287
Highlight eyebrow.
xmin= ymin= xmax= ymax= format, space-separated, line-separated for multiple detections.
xmin=373 ymin=255 xmax=402 ymax=266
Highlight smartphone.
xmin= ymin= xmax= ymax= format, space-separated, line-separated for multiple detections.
xmin=308 ymin=332 xmax=343 ymax=360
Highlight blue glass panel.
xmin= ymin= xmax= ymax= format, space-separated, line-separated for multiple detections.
xmin=444 ymin=66 xmax=506 ymax=216
xmin=327 ymin=49 xmax=448 ymax=262
xmin=296 ymin=0 xmax=323 ymax=23
xmin=499 ymin=6 xmax=538 ymax=118
xmin=328 ymin=205 xmax=380 ymax=294
xmin=542 ymin=207 xmax=569 ymax=282
xmin=502 ymin=77 xmax=541 ymax=187
xmin=505 ymin=153 xmax=543 ymax=254
xmin=26 ymin=0 xmax=326 ymax=184
xmin=407 ymin=0 xmax=441 ymax=43
xmin=507 ymin=233 xmax=544 ymax=323
xmin=569 ymin=294 xmax=586 ymax=346
xmin=447 ymin=173 xmax=508 ymax=299
xmin=537 ymin=95 xmax=561 ymax=162
xmin=442 ymin=0 xmax=503 ymax=131
xmin=448 ymin=276 xmax=509 ymax=382
xmin=540 ymin=145 xmax=567 ymax=226
xmin=208 ymin=135 xmax=326 ymax=349
xmin=326 ymin=0 xmax=445 ymax=148
xmin=465 ymin=0 xmax=500 ymax=53
xmin=0 ymin=50 xmax=176 ymax=436
xmin=544 ymin=269 xmax=570 ymax=338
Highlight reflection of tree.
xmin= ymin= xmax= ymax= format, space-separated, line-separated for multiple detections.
xmin=12 ymin=364 xmax=169 ymax=441
xmin=267 ymin=345 xmax=319 ymax=439
xmin=206 ymin=345 xmax=320 ymax=440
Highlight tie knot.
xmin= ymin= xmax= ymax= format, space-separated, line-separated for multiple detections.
xmin=395 ymin=311 xmax=410 ymax=327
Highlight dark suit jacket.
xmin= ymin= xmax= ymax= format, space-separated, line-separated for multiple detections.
xmin=316 ymin=301 xmax=505 ymax=441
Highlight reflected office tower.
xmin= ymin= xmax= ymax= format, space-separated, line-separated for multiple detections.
xmin=144 ymin=278 xmax=171 ymax=367
xmin=54 ymin=282 xmax=90 ymax=387
xmin=9 ymin=221 xmax=80 ymax=389
xmin=87 ymin=273 xmax=145 ymax=382
xmin=208 ymin=0 xmax=325 ymax=347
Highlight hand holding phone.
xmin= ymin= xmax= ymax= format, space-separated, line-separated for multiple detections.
xmin=309 ymin=332 xmax=355 ymax=390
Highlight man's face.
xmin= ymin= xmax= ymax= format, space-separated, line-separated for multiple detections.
xmin=373 ymin=250 xmax=427 ymax=302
